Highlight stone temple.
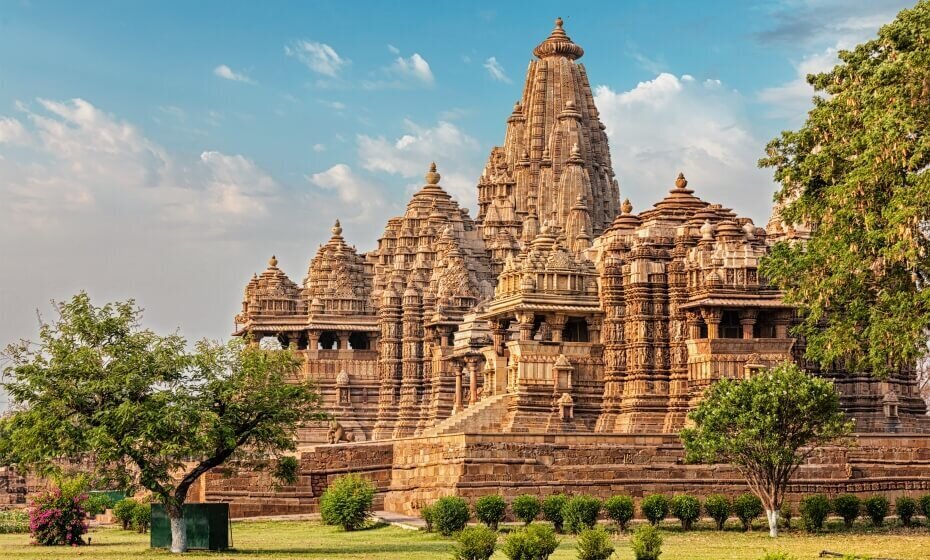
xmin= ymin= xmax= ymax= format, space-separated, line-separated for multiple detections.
xmin=200 ymin=19 xmax=930 ymax=517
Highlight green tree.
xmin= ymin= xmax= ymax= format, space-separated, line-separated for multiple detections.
xmin=0 ymin=293 xmax=324 ymax=553
xmin=681 ymin=363 xmax=852 ymax=538
xmin=759 ymin=1 xmax=930 ymax=375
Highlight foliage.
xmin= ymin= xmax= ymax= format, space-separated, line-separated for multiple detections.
xmin=541 ymin=495 xmax=568 ymax=533
xmin=732 ymin=494 xmax=763 ymax=532
xmin=84 ymin=493 xmax=114 ymax=516
xmin=500 ymin=523 xmax=559 ymax=560
xmin=319 ymin=474 xmax=375 ymax=531
xmin=704 ymin=494 xmax=731 ymax=530
xmin=272 ymin=456 xmax=300 ymax=488
xmin=575 ymin=526 xmax=615 ymax=560
xmin=112 ymin=499 xmax=138 ymax=531
xmin=0 ymin=293 xmax=325 ymax=551
xmin=511 ymin=495 xmax=542 ymax=526
xmin=603 ymin=495 xmax=635 ymax=531
xmin=28 ymin=482 xmax=88 ymax=546
xmin=563 ymin=495 xmax=601 ymax=534
xmin=758 ymin=1 xmax=930 ymax=375
xmin=918 ymin=494 xmax=930 ymax=525
xmin=640 ymin=494 xmax=669 ymax=526
xmin=630 ymin=524 xmax=663 ymax=560
xmin=799 ymin=494 xmax=831 ymax=532
xmin=681 ymin=363 xmax=852 ymax=537
xmin=864 ymin=496 xmax=889 ymax=527
xmin=421 ymin=504 xmax=435 ymax=533
xmin=832 ymin=495 xmax=861 ymax=528
xmin=0 ymin=510 xmax=29 ymax=534
xmin=895 ymin=496 xmax=917 ymax=527
xmin=474 ymin=494 xmax=506 ymax=531
xmin=130 ymin=502 xmax=151 ymax=533
xmin=452 ymin=526 xmax=497 ymax=560
xmin=431 ymin=496 xmax=470 ymax=537
xmin=778 ymin=501 xmax=793 ymax=530
xmin=670 ymin=495 xmax=701 ymax=531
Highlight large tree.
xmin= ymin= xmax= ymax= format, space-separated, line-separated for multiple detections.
xmin=759 ymin=1 xmax=930 ymax=376
xmin=0 ymin=293 xmax=324 ymax=552
xmin=680 ymin=363 xmax=852 ymax=538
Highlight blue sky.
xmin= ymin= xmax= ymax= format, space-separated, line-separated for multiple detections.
xmin=0 ymin=0 xmax=916 ymax=403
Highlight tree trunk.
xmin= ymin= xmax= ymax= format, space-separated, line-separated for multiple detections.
xmin=766 ymin=508 xmax=778 ymax=538
xmin=169 ymin=509 xmax=187 ymax=553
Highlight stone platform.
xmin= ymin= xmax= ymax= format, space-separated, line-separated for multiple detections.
xmin=197 ymin=431 xmax=930 ymax=518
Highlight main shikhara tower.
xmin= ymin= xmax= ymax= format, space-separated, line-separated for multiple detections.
xmin=477 ymin=18 xmax=620 ymax=270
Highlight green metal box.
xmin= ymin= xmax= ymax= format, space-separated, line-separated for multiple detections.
xmin=150 ymin=503 xmax=231 ymax=550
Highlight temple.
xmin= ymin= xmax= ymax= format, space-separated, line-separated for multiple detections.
xmin=213 ymin=19 xmax=930 ymax=517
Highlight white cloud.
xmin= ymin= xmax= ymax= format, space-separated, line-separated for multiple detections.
xmin=594 ymin=73 xmax=775 ymax=224
xmin=483 ymin=57 xmax=511 ymax=83
xmin=309 ymin=163 xmax=384 ymax=220
xmin=213 ymin=64 xmax=253 ymax=83
xmin=388 ymin=53 xmax=434 ymax=86
xmin=285 ymin=41 xmax=348 ymax=77
xmin=357 ymin=119 xmax=481 ymax=205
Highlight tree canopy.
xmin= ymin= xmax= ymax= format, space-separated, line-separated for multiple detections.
xmin=680 ymin=363 xmax=852 ymax=537
xmin=0 ymin=293 xmax=325 ymax=552
xmin=759 ymin=1 xmax=930 ymax=375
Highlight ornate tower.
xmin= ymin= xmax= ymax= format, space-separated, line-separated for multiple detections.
xmin=477 ymin=17 xmax=620 ymax=268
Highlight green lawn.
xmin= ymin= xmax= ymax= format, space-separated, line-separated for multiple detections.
xmin=1 ymin=520 xmax=928 ymax=560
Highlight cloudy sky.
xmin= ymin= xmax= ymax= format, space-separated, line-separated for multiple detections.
xmin=0 ymin=0 xmax=916 ymax=404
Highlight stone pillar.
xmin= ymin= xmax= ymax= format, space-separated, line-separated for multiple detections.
xmin=702 ymin=309 xmax=722 ymax=339
xmin=740 ymin=309 xmax=758 ymax=340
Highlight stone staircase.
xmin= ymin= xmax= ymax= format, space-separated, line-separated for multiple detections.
xmin=423 ymin=393 xmax=511 ymax=436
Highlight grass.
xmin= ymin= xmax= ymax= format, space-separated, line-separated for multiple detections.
xmin=0 ymin=519 xmax=928 ymax=559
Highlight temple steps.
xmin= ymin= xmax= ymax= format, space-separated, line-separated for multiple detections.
xmin=422 ymin=393 xmax=511 ymax=436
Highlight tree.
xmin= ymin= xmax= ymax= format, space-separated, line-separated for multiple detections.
xmin=680 ymin=362 xmax=852 ymax=538
xmin=0 ymin=293 xmax=325 ymax=553
xmin=759 ymin=1 xmax=930 ymax=376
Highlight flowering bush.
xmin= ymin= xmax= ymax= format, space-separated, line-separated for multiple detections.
xmin=28 ymin=486 xmax=89 ymax=546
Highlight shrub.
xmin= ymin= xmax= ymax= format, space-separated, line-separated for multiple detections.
xmin=453 ymin=526 xmax=497 ymax=560
xmin=501 ymin=523 xmax=559 ymax=560
xmin=130 ymin=502 xmax=151 ymax=533
xmin=319 ymin=474 xmax=375 ymax=531
xmin=511 ymin=495 xmax=542 ymax=526
xmin=0 ymin=510 xmax=30 ymax=534
xmin=778 ymin=501 xmax=793 ymax=530
xmin=576 ymin=526 xmax=615 ymax=560
xmin=918 ymin=494 xmax=930 ymax=526
xmin=541 ymin=494 xmax=568 ymax=533
xmin=670 ymin=495 xmax=701 ymax=531
xmin=732 ymin=493 xmax=763 ymax=531
xmin=630 ymin=524 xmax=663 ymax=560
xmin=799 ymin=494 xmax=831 ymax=532
xmin=421 ymin=504 xmax=435 ymax=532
xmin=603 ymin=495 xmax=635 ymax=531
xmin=563 ymin=495 xmax=601 ymax=534
xmin=84 ymin=493 xmax=114 ymax=516
xmin=432 ymin=496 xmax=471 ymax=536
xmin=895 ymin=496 xmax=917 ymax=527
xmin=475 ymin=495 xmax=507 ymax=530
xmin=704 ymin=494 xmax=731 ymax=530
xmin=863 ymin=496 xmax=889 ymax=527
xmin=640 ymin=494 xmax=669 ymax=527
xmin=28 ymin=485 xmax=89 ymax=545
xmin=832 ymin=494 xmax=860 ymax=528
xmin=113 ymin=499 xmax=138 ymax=531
